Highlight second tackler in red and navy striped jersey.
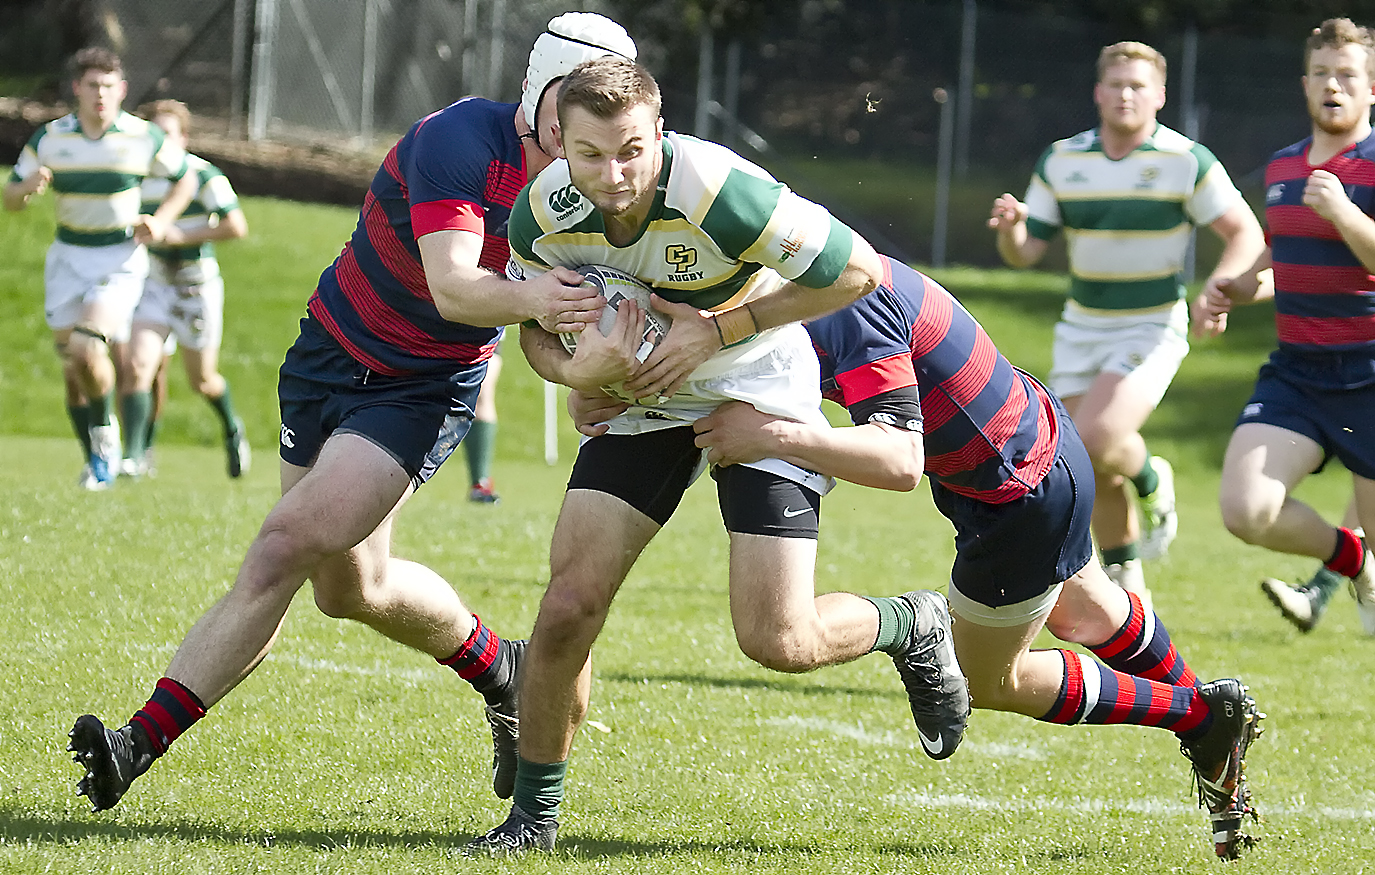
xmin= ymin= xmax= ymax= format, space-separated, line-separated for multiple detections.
xmin=307 ymin=97 xmax=527 ymax=376
xmin=1264 ymin=133 xmax=1375 ymax=382
xmin=805 ymin=257 xmax=1060 ymax=504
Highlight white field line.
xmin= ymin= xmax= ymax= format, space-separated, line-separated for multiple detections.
xmin=767 ymin=715 xmax=1375 ymax=821
xmin=889 ymin=790 xmax=1375 ymax=821
xmin=762 ymin=715 xmax=1047 ymax=759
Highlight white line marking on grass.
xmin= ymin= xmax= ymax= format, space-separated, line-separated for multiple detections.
xmin=889 ymin=791 xmax=1375 ymax=820
xmin=762 ymin=717 xmax=1046 ymax=758
xmin=267 ymin=653 xmax=435 ymax=685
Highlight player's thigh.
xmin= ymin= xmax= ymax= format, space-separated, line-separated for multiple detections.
xmin=264 ymin=432 xmax=412 ymax=565
xmin=544 ymin=487 xmax=660 ymax=626
xmin=1220 ymin=422 xmax=1324 ymax=518
xmin=726 ymin=530 xmax=819 ymax=645
xmin=950 ymin=606 xmax=1047 ymax=703
xmin=1044 ymin=555 xmax=1129 ymax=645
xmin=1070 ymin=370 xmax=1158 ymax=454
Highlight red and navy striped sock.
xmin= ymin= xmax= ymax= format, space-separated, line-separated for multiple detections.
xmin=438 ymin=614 xmax=517 ymax=705
xmin=1088 ymin=591 xmax=1198 ymax=688
xmin=1039 ymin=650 xmax=1209 ymax=735
xmin=129 ymin=677 xmax=207 ymax=756
xmin=1325 ymin=527 xmax=1366 ymax=578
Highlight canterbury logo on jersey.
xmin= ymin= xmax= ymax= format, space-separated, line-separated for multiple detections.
xmin=548 ymin=184 xmax=582 ymax=217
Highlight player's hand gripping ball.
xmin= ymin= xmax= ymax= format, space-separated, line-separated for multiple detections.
xmin=560 ymin=265 xmax=672 ymax=363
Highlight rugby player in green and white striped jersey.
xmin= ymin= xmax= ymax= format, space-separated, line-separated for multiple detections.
xmin=119 ymin=100 xmax=250 ymax=479
xmin=470 ymin=57 xmax=973 ymax=856
xmin=989 ymin=41 xmax=1265 ymax=602
xmin=3 ymin=47 xmax=197 ymax=490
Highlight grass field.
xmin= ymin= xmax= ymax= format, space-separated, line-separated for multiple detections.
xmin=2 ymin=188 xmax=1374 ymax=873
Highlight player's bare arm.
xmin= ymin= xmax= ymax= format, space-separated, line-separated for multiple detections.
xmin=1191 ymin=200 xmax=1267 ymax=337
xmin=134 ymin=169 xmax=200 ymax=245
xmin=2 ymin=166 xmax=52 ymax=211
xmin=691 ymin=399 xmax=925 ymax=492
xmin=1305 ymin=168 xmax=1375 ymax=271
xmin=519 ymin=299 xmax=645 ymax=393
xmin=988 ymin=192 xmax=1048 ymax=268
xmin=1194 ymin=251 xmax=1275 ymax=338
xmin=160 ymin=205 xmax=248 ymax=248
xmin=417 ymin=229 xmax=599 ymax=330
xmin=623 ymin=232 xmax=885 ymax=400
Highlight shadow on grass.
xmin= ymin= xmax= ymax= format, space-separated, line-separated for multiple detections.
xmin=3 ymin=810 xmax=1106 ymax=863
xmin=602 ymin=670 xmax=894 ymax=701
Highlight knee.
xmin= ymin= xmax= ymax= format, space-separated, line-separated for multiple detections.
xmin=736 ymin=626 xmax=816 ymax=674
xmin=534 ymin=578 xmax=610 ymax=650
xmin=1218 ymin=487 xmax=1277 ymax=545
xmin=245 ymin=513 xmax=330 ymax=597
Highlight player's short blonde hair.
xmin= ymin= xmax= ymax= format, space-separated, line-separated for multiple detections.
xmin=138 ymin=99 xmax=192 ymax=135
xmin=557 ymin=55 xmax=661 ymax=123
xmin=1097 ymin=41 xmax=1166 ymax=84
xmin=1305 ymin=18 xmax=1375 ymax=77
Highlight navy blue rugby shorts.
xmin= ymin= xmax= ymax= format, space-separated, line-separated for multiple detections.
xmin=1236 ymin=359 xmax=1375 ymax=480
xmin=277 ymin=316 xmax=485 ymax=488
xmin=930 ymin=400 xmax=1095 ymax=615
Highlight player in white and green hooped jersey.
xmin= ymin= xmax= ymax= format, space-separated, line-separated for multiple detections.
xmin=3 ymin=48 xmax=197 ymax=490
xmin=989 ymin=41 xmax=1265 ymax=602
xmin=469 ymin=58 xmax=965 ymax=857
xmin=508 ymin=126 xmax=855 ymax=431
xmin=119 ymin=100 xmax=250 ymax=479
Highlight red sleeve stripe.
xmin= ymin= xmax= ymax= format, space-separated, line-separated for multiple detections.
xmin=834 ymin=353 xmax=918 ymax=404
xmin=361 ymin=192 xmax=430 ymax=299
xmin=1268 ymin=205 xmax=1343 ymax=241
xmin=412 ymin=199 xmax=485 ymax=239
xmin=1274 ymin=263 xmax=1375 ymax=295
xmin=1277 ymin=312 xmax=1375 ymax=346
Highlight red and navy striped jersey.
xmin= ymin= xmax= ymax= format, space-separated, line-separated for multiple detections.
xmin=805 ymin=257 xmax=1060 ymax=503
xmin=1265 ymin=134 xmax=1375 ymax=374
xmin=307 ymin=98 xmax=526 ymax=376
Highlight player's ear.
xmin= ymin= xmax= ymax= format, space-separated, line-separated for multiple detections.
xmin=655 ymin=117 xmax=663 ymax=141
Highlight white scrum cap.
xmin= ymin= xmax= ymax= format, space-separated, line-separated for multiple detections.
xmin=521 ymin=12 xmax=637 ymax=129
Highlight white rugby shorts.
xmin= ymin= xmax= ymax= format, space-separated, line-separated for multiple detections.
xmin=134 ymin=273 xmax=225 ymax=350
xmin=44 ymin=238 xmax=149 ymax=343
xmin=590 ymin=322 xmax=834 ymax=497
xmin=1048 ymin=299 xmax=1189 ymax=407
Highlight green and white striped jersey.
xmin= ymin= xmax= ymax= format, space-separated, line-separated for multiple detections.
xmin=141 ymin=153 xmax=239 ymax=283
xmin=1024 ymin=123 xmax=1242 ymax=313
xmin=507 ymin=131 xmax=853 ymax=313
xmin=11 ymin=111 xmax=188 ymax=247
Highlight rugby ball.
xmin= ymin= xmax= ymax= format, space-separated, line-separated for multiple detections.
xmin=560 ymin=265 xmax=672 ymax=363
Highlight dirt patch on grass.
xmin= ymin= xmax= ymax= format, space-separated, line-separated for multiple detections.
xmin=1 ymin=98 xmax=376 ymax=207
